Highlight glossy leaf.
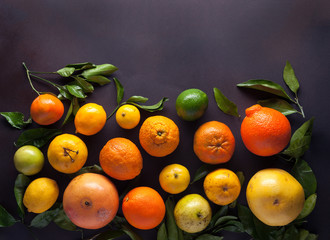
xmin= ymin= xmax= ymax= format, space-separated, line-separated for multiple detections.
xmin=126 ymin=96 xmax=149 ymax=103
xmin=213 ymin=87 xmax=240 ymax=117
xmin=86 ymin=75 xmax=111 ymax=86
xmin=157 ymin=222 xmax=168 ymax=240
xmin=214 ymin=216 xmax=238 ymax=227
xmin=72 ymin=76 xmax=94 ymax=93
xmin=191 ymin=164 xmax=217 ymax=184
xmin=53 ymin=209 xmax=77 ymax=231
xmin=283 ymin=61 xmax=299 ymax=95
xmin=165 ymin=197 xmax=183 ymax=240
xmin=129 ymin=97 xmax=169 ymax=112
xmin=82 ymin=64 xmax=118 ymax=78
xmin=298 ymin=229 xmax=318 ymax=240
xmin=208 ymin=205 xmax=228 ymax=230
xmin=297 ymin=193 xmax=317 ymax=219
xmin=14 ymin=174 xmax=30 ymax=219
xmin=89 ymin=230 xmax=124 ymax=240
xmin=66 ymin=62 xmax=94 ymax=70
xmin=237 ymin=204 xmax=257 ymax=237
xmin=291 ymin=159 xmax=317 ymax=197
xmin=195 ymin=234 xmax=223 ymax=240
xmin=66 ymin=84 xmax=86 ymax=98
xmin=237 ymin=79 xmax=293 ymax=101
xmin=30 ymin=207 xmax=61 ymax=228
xmin=282 ymin=225 xmax=299 ymax=240
xmin=113 ymin=78 xmax=124 ymax=104
xmin=15 ymin=128 xmax=62 ymax=148
xmin=121 ymin=223 xmax=143 ymax=240
xmin=258 ymin=98 xmax=298 ymax=116
xmin=0 ymin=205 xmax=16 ymax=227
xmin=0 ymin=112 xmax=32 ymax=129
xmin=57 ymin=67 xmax=75 ymax=77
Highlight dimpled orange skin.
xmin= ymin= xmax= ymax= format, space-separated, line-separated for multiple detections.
xmin=99 ymin=138 xmax=143 ymax=180
xmin=139 ymin=116 xmax=180 ymax=157
xmin=241 ymin=104 xmax=291 ymax=156
xmin=193 ymin=121 xmax=235 ymax=164
xmin=30 ymin=94 xmax=64 ymax=125
xmin=63 ymin=173 xmax=119 ymax=230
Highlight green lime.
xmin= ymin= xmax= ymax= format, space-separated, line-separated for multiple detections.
xmin=176 ymin=88 xmax=208 ymax=121
xmin=14 ymin=145 xmax=44 ymax=176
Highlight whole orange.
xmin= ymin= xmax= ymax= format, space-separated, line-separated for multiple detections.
xmin=139 ymin=115 xmax=180 ymax=157
xmin=63 ymin=173 xmax=119 ymax=229
xmin=30 ymin=93 xmax=64 ymax=125
xmin=99 ymin=138 xmax=143 ymax=180
xmin=122 ymin=186 xmax=165 ymax=230
xmin=241 ymin=104 xmax=291 ymax=156
xmin=193 ymin=121 xmax=235 ymax=164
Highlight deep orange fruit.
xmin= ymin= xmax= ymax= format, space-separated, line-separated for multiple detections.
xmin=241 ymin=104 xmax=291 ymax=156
xmin=63 ymin=173 xmax=119 ymax=229
xmin=30 ymin=93 xmax=64 ymax=125
xmin=193 ymin=121 xmax=235 ymax=164
xmin=122 ymin=186 xmax=165 ymax=230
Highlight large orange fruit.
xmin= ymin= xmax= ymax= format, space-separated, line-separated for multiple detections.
xmin=193 ymin=121 xmax=235 ymax=164
xmin=99 ymin=138 xmax=143 ymax=180
xmin=122 ymin=186 xmax=165 ymax=230
xmin=139 ymin=115 xmax=180 ymax=157
xmin=241 ymin=104 xmax=291 ymax=156
xmin=63 ymin=173 xmax=119 ymax=229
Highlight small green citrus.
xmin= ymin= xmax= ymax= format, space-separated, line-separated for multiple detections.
xmin=14 ymin=145 xmax=44 ymax=176
xmin=176 ymin=88 xmax=208 ymax=121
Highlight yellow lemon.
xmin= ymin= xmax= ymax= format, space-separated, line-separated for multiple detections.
xmin=74 ymin=103 xmax=107 ymax=136
xmin=246 ymin=168 xmax=305 ymax=226
xmin=159 ymin=164 xmax=190 ymax=194
xmin=203 ymin=168 xmax=241 ymax=206
xmin=116 ymin=104 xmax=140 ymax=129
xmin=23 ymin=177 xmax=59 ymax=213
xmin=47 ymin=134 xmax=88 ymax=174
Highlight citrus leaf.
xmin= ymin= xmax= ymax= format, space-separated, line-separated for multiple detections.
xmin=82 ymin=64 xmax=118 ymax=78
xmin=86 ymin=75 xmax=111 ymax=86
xmin=165 ymin=197 xmax=184 ymax=240
xmin=121 ymin=223 xmax=143 ymax=240
xmin=282 ymin=225 xmax=299 ymax=240
xmin=195 ymin=234 xmax=224 ymax=240
xmin=126 ymin=96 xmax=149 ymax=103
xmin=66 ymin=84 xmax=86 ymax=98
xmin=283 ymin=61 xmax=299 ymax=95
xmin=213 ymin=87 xmax=240 ymax=117
xmin=89 ymin=229 xmax=124 ymax=240
xmin=65 ymin=62 xmax=94 ymax=70
xmin=15 ymin=128 xmax=62 ymax=148
xmin=0 ymin=205 xmax=17 ymax=227
xmin=129 ymin=97 xmax=168 ymax=112
xmin=297 ymin=193 xmax=317 ymax=220
xmin=0 ymin=112 xmax=32 ymax=129
xmin=291 ymin=159 xmax=317 ymax=197
xmin=57 ymin=67 xmax=75 ymax=77
xmin=298 ymin=229 xmax=318 ymax=240
xmin=237 ymin=79 xmax=293 ymax=101
xmin=237 ymin=204 xmax=258 ymax=238
xmin=30 ymin=207 xmax=61 ymax=228
xmin=258 ymin=98 xmax=299 ymax=116
xmin=14 ymin=174 xmax=30 ymax=219
xmin=113 ymin=78 xmax=124 ymax=104
xmin=191 ymin=164 xmax=217 ymax=184
xmin=208 ymin=205 xmax=228 ymax=230
xmin=214 ymin=216 xmax=238 ymax=227
xmin=72 ymin=76 xmax=94 ymax=93
xmin=69 ymin=164 xmax=104 ymax=178
xmin=53 ymin=208 xmax=77 ymax=231
xmin=157 ymin=222 xmax=168 ymax=240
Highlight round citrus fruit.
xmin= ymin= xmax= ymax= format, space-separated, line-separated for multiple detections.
xmin=99 ymin=137 xmax=143 ymax=180
xmin=122 ymin=186 xmax=165 ymax=230
xmin=246 ymin=168 xmax=305 ymax=226
xmin=23 ymin=177 xmax=59 ymax=213
xmin=203 ymin=168 xmax=241 ymax=206
xmin=176 ymin=88 xmax=208 ymax=121
xmin=63 ymin=173 xmax=119 ymax=229
xmin=30 ymin=93 xmax=64 ymax=125
xmin=116 ymin=104 xmax=140 ymax=129
xmin=13 ymin=145 xmax=44 ymax=176
xmin=47 ymin=133 xmax=88 ymax=174
xmin=159 ymin=164 xmax=190 ymax=194
xmin=139 ymin=115 xmax=180 ymax=157
xmin=74 ymin=103 xmax=107 ymax=136
xmin=193 ymin=121 xmax=235 ymax=164
xmin=241 ymin=104 xmax=291 ymax=156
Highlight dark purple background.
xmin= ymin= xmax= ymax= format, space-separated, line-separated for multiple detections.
xmin=1 ymin=1 xmax=330 ymax=239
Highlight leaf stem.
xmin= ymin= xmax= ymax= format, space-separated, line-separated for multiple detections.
xmin=29 ymin=71 xmax=57 ymax=74
xmin=294 ymin=97 xmax=305 ymax=118
xmin=29 ymin=73 xmax=62 ymax=89
xmin=107 ymin=103 xmax=123 ymax=120
xmin=22 ymin=62 xmax=40 ymax=95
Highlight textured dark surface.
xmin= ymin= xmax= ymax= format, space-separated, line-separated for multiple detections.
xmin=1 ymin=1 xmax=330 ymax=239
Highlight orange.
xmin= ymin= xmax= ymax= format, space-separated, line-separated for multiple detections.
xmin=203 ymin=168 xmax=241 ymax=205
xmin=193 ymin=121 xmax=235 ymax=164
xmin=30 ymin=93 xmax=64 ymax=125
xmin=139 ymin=115 xmax=180 ymax=157
xmin=63 ymin=173 xmax=119 ymax=229
xmin=122 ymin=186 xmax=165 ymax=230
xmin=159 ymin=164 xmax=190 ymax=194
xmin=241 ymin=104 xmax=291 ymax=156
xmin=116 ymin=104 xmax=140 ymax=129
xmin=47 ymin=133 xmax=88 ymax=174
xmin=99 ymin=137 xmax=143 ymax=180
xmin=74 ymin=103 xmax=107 ymax=136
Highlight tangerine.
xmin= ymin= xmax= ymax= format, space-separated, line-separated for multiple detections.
xmin=193 ymin=121 xmax=235 ymax=164
xmin=139 ymin=115 xmax=180 ymax=157
xmin=116 ymin=104 xmax=140 ymax=129
xmin=241 ymin=104 xmax=291 ymax=156
xmin=159 ymin=163 xmax=190 ymax=194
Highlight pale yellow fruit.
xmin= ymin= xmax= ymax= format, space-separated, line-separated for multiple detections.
xmin=23 ymin=177 xmax=59 ymax=213
xmin=159 ymin=164 xmax=190 ymax=194
xmin=246 ymin=168 xmax=305 ymax=226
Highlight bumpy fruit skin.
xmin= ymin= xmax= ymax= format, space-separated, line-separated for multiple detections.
xmin=174 ymin=194 xmax=212 ymax=233
xmin=246 ymin=168 xmax=305 ymax=226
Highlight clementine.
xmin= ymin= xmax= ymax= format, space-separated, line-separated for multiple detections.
xmin=99 ymin=138 xmax=143 ymax=180
xmin=139 ymin=115 xmax=180 ymax=157
xmin=193 ymin=121 xmax=235 ymax=164
xmin=241 ymin=104 xmax=291 ymax=156
xmin=122 ymin=186 xmax=165 ymax=230
xmin=63 ymin=173 xmax=119 ymax=229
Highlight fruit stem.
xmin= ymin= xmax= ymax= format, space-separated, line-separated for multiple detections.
xmin=294 ymin=97 xmax=305 ymax=118
xmin=63 ymin=147 xmax=78 ymax=162
xmin=23 ymin=62 xmax=40 ymax=95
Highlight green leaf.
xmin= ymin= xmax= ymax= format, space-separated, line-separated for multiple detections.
xmin=121 ymin=223 xmax=143 ymax=240
xmin=86 ymin=75 xmax=111 ymax=86
xmin=213 ymin=87 xmax=240 ymax=117
xmin=113 ymin=78 xmax=124 ymax=104
xmin=237 ymin=79 xmax=293 ymax=101
xmin=89 ymin=230 xmax=124 ymax=240
xmin=53 ymin=209 xmax=77 ymax=231
xmin=65 ymin=62 xmax=94 ymax=70
xmin=237 ymin=204 xmax=257 ymax=237
xmin=72 ymin=76 xmax=94 ymax=93
xmin=191 ymin=164 xmax=217 ymax=184
xmin=30 ymin=207 xmax=61 ymax=228
xmin=0 ymin=205 xmax=17 ymax=227
xmin=15 ymin=128 xmax=62 ymax=148
xmin=1 ymin=112 xmax=32 ymax=129
xmin=126 ymin=96 xmax=149 ymax=103
xmin=297 ymin=193 xmax=317 ymax=220
xmin=219 ymin=220 xmax=244 ymax=233
xmin=82 ymin=64 xmax=118 ymax=78
xmin=70 ymin=164 xmax=104 ymax=178
xmin=252 ymin=216 xmax=280 ymax=240
xmin=57 ymin=67 xmax=75 ymax=77
xmin=195 ymin=234 xmax=224 ymax=240
xmin=56 ymin=85 xmax=73 ymax=100
xmin=129 ymin=97 xmax=168 ymax=112
xmin=291 ymin=159 xmax=317 ymax=197
xmin=208 ymin=205 xmax=228 ymax=229
xmin=14 ymin=174 xmax=30 ymax=219
xmin=282 ymin=118 xmax=314 ymax=159
xmin=157 ymin=222 xmax=168 ymax=240
xmin=66 ymin=84 xmax=86 ymax=98
xmin=283 ymin=61 xmax=300 ymax=95
xmin=258 ymin=98 xmax=299 ymax=116
xmin=298 ymin=229 xmax=318 ymax=240
xmin=165 ymin=197 xmax=183 ymax=240
xmin=214 ymin=216 xmax=238 ymax=227
xmin=282 ymin=225 xmax=299 ymax=240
